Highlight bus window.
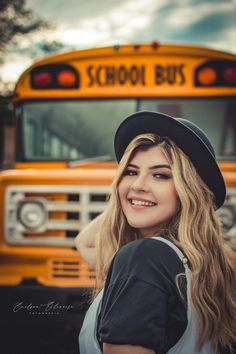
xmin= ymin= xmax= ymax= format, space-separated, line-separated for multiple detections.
xmin=219 ymin=103 xmax=236 ymax=156
xmin=19 ymin=99 xmax=236 ymax=161
xmin=51 ymin=136 xmax=61 ymax=158
xmin=140 ymin=99 xmax=236 ymax=159
xmin=20 ymin=100 xmax=136 ymax=161
xmin=23 ymin=118 xmax=37 ymax=158
xmin=43 ymin=128 xmax=50 ymax=156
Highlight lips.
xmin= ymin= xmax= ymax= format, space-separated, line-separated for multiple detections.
xmin=128 ymin=198 xmax=157 ymax=207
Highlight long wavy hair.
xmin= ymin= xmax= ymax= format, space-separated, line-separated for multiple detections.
xmin=95 ymin=133 xmax=236 ymax=353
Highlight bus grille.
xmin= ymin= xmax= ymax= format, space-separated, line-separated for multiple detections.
xmin=50 ymin=259 xmax=95 ymax=280
xmin=5 ymin=185 xmax=110 ymax=246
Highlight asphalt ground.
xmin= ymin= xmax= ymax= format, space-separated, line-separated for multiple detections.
xmin=0 ymin=285 xmax=90 ymax=354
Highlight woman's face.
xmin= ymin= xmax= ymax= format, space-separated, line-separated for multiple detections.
xmin=118 ymin=145 xmax=180 ymax=237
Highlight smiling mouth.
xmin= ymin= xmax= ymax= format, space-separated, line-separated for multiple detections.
xmin=128 ymin=199 xmax=157 ymax=207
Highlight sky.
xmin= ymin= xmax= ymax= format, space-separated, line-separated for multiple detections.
xmin=1 ymin=0 xmax=235 ymax=88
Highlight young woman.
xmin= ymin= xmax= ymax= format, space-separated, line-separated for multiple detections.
xmin=76 ymin=111 xmax=236 ymax=354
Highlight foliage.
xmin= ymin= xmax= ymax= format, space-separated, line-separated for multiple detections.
xmin=0 ymin=0 xmax=49 ymax=54
xmin=0 ymin=0 xmax=52 ymax=95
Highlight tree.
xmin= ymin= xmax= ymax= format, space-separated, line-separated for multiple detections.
xmin=0 ymin=0 xmax=52 ymax=94
xmin=0 ymin=0 xmax=49 ymax=55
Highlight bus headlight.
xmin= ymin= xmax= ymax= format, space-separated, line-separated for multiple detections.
xmin=217 ymin=205 xmax=235 ymax=232
xmin=17 ymin=200 xmax=47 ymax=231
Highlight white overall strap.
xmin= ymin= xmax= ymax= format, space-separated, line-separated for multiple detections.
xmin=152 ymin=236 xmax=213 ymax=354
xmin=79 ymin=289 xmax=104 ymax=354
xmin=152 ymin=236 xmax=189 ymax=271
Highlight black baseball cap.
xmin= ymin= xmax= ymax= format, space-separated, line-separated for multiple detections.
xmin=114 ymin=111 xmax=226 ymax=209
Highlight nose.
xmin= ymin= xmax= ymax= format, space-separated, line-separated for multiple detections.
xmin=130 ymin=174 xmax=149 ymax=192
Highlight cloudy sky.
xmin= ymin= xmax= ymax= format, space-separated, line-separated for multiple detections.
xmin=1 ymin=0 xmax=235 ymax=86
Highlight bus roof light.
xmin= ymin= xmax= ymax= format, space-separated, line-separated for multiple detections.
xmin=31 ymin=64 xmax=79 ymax=89
xmin=151 ymin=40 xmax=160 ymax=50
xmin=113 ymin=45 xmax=120 ymax=51
xmin=223 ymin=68 xmax=236 ymax=85
xmin=58 ymin=70 xmax=77 ymax=87
xmin=33 ymin=71 xmax=52 ymax=88
xmin=197 ymin=67 xmax=217 ymax=86
xmin=195 ymin=60 xmax=236 ymax=87
xmin=133 ymin=44 xmax=140 ymax=51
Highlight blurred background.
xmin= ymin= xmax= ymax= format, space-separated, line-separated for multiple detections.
xmin=0 ymin=1 xmax=235 ymax=354
xmin=0 ymin=0 xmax=235 ymax=94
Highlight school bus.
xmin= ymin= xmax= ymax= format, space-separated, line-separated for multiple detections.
xmin=0 ymin=42 xmax=235 ymax=325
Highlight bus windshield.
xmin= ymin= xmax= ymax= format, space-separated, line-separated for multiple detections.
xmin=20 ymin=99 xmax=236 ymax=161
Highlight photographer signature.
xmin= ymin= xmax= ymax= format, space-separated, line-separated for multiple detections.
xmin=13 ymin=301 xmax=74 ymax=313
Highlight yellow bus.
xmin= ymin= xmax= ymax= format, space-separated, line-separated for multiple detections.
xmin=0 ymin=42 xmax=235 ymax=323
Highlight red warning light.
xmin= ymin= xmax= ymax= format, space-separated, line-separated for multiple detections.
xmin=58 ymin=70 xmax=77 ymax=87
xmin=195 ymin=60 xmax=236 ymax=87
xmin=223 ymin=68 xmax=236 ymax=84
xmin=197 ymin=67 xmax=217 ymax=86
xmin=33 ymin=72 xmax=52 ymax=87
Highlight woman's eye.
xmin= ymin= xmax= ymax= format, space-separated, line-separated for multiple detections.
xmin=153 ymin=173 xmax=170 ymax=179
xmin=123 ymin=169 xmax=137 ymax=176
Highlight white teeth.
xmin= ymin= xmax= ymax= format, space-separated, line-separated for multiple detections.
xmin=130 ymin=199 xmax=155 ymax=207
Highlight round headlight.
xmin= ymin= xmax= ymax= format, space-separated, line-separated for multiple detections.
xmin=18 ymin=201 xmax=47 ymax=230
xmin=217 ymin=205 xmax=235 ymax=232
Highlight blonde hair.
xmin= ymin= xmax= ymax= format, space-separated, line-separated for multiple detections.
xmin=95 ymin=133 xmax=236 ymax=353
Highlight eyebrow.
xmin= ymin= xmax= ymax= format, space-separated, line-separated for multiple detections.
xmin=128 ymin=163 xmax=171 ymax=170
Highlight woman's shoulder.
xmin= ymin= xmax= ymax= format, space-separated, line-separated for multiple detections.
xmin=112 ymin=237 xmax=185 ymax=280
xmin=116 ymin=237 xmax=182 ymax=263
